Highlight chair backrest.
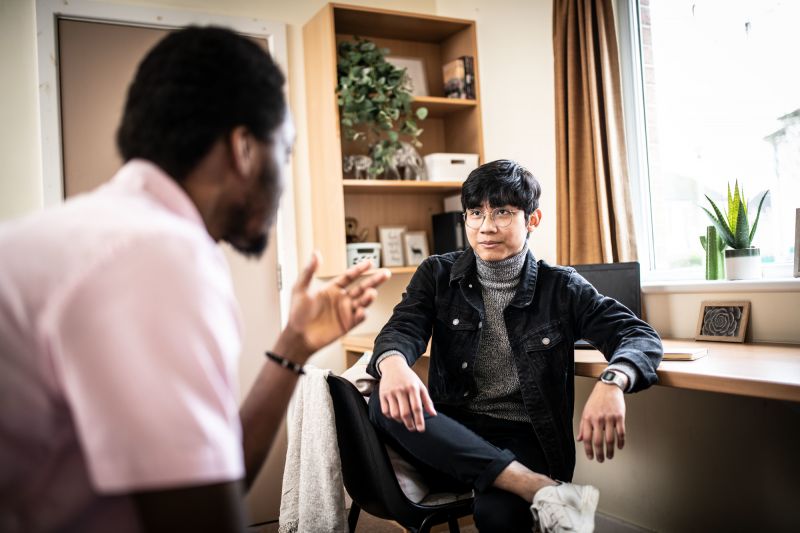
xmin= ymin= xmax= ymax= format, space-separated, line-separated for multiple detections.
xmin=326 ymin=375 xmax=428 ymax=525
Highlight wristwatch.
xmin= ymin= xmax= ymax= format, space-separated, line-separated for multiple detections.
xmin=599 ymin=369 xmax=627 ymax=391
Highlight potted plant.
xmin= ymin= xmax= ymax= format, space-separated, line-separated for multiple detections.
xmin=701 ymin=181 xmax=769 ymax=280
xmin=336 ymin=37 xmax=428 ymax=178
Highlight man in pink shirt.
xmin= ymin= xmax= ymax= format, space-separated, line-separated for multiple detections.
xmin=0 ymin=26 xmax=389 ymax=532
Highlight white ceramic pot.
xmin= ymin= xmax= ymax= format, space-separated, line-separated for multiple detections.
xmin=724 ymin=248 xmax=761 ymax=280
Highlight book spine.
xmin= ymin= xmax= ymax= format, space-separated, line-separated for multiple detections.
xmin=461 ymin=55 xmax=475 ymax=99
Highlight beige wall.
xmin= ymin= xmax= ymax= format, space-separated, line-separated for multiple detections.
xmin=2 ymin=0 xmax=798 ymax=531
xmin=0 ymin=0 xmax=42 ymax=219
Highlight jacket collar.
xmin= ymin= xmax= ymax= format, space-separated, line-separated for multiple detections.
xmin=450 ymin=246 xmax=539 ymax=308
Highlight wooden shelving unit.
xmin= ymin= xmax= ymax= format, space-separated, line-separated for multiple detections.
xmin=303 ymin=3 xmax=484 ymax=277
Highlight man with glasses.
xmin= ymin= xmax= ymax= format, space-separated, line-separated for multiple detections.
xmin=367 ymin=160 xmax=662 ymax=532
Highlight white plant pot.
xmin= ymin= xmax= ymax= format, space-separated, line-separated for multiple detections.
xmin=724 ymin=248 xmax=761 ymax=280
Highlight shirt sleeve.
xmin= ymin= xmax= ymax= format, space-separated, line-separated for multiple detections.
xmin=43 ymin=236 xmax=244 ymax=493
xmin=606 ymin=362 xmax=640 ymax=393
xmin=373 ymin=350 xmax=408 ymax=377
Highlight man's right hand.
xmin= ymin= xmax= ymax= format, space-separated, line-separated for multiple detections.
xmin=378 ymin=356 xmax=437 ymax=432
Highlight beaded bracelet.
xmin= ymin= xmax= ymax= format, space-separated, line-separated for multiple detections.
xmin=265 ymin=351 xmax=306 ymax=375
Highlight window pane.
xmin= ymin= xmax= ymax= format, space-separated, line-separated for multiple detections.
xmin=638 ymin=0 xmax=799 ymax=272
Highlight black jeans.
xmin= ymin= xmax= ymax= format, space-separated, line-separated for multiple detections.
xmin=369 ymin=389 xmax=548 ymax=532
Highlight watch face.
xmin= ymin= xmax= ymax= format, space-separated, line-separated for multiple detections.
xmin=600 ymin=370 xmax=617 ymax=381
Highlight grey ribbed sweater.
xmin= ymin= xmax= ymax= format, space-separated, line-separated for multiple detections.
xmin=465 ymin=245 xmax=529 ymax=422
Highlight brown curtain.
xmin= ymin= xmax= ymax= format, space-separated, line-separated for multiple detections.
xmin=553 ymin=0 xmax=637 ymax=265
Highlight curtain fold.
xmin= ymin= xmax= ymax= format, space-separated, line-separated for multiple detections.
xmin=553 ymin=0 xmax=638 ymax=265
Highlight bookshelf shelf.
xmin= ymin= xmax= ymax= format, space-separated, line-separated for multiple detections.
xmin=413 ymin=96 xmax=477 ymax=118
xmin=343 ymin=179 xmax=464 ymax=194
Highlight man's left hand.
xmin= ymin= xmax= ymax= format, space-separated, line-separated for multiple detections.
xmin=577 ymin=381 xmax=627 ymax=462
xmin=283 ymin=253 xmax=391 ymax=359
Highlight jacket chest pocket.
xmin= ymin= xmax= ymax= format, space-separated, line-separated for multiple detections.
xmin=522 ymin=321 xmax=567 ymax=374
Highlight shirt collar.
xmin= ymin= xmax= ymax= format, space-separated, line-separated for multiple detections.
xmin=110 ymin=159 xmax=206 ymax=230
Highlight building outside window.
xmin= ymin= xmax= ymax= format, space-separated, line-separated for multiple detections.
xmin=618 ymin=0 xmax=799 ymax=279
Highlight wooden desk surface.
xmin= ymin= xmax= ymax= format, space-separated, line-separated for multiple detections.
xmin=341 ymin=334 xmax=800 ymax=403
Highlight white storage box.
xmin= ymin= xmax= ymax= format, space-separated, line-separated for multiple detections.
xmin=346 ymin=242 xmax=381 ymax=268
xmin=424 ymin=153 xmax=479 ymax=182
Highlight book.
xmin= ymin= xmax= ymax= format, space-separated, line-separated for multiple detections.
xmin=442 ymin=56 xmax=475 ymax=99
xmin=442 ymin=58 xmax=466 ymax=98
xmin=462 ymin=55 xmax=475 ymax=99
xmin=663 ymin=347 xmax=708 ymax=361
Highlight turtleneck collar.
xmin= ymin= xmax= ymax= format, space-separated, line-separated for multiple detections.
xmin=475 ymin=242 xmax=529 ymax=284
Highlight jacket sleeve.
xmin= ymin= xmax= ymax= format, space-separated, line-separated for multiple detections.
xmin=565 ymin=270 xmax=663 ymax=392
xmin=366 ymin=258 xmax=437 ymax=379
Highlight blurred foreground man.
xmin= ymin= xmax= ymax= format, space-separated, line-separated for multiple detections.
xmin=0 ymin=26 xmax=389 ymax=532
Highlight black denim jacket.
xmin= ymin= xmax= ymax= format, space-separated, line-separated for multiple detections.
xmin=367 ymin=248 xmax=663 ymax=481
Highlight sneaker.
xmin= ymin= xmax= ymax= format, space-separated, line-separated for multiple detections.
xmin=530 ymin=483 xmax=599 ymax=533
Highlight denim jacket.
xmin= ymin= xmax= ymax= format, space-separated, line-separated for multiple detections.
xmin=367 ymin=248 xmax=663 ymax=481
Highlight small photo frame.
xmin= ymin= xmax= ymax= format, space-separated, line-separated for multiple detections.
xmin=403 ymin=230 xmax=429 ymax=266
xmin=793 ymin=208 xmax=799 ymax=278
xmin=695 ymin=300 xmax=751 ymax=343
xmin=386 ymin=56 xmax=429 ymax=97
xmin=378 ymin=225 xmax=407 ymax=267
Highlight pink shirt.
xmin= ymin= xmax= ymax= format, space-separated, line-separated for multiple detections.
xmin=0 ymin=161 xmax=244 ymax=532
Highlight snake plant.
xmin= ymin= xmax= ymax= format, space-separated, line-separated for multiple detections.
xmin=701 ymin=181 xmax=769 ymax=250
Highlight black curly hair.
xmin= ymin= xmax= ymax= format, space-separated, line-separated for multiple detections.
xmin=116 ymin=26 xmax=286 ymax=182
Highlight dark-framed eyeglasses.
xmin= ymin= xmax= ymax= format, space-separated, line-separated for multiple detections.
xmin=463 ymin=208 xmax=519 ymax=229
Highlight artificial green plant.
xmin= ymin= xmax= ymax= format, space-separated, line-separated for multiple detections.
xmin=336 ymin=37 xmax=428 ymax=177
xmin=701 ymin=181 xmax=769 ymax=250
xmin=700 ymin=225 xmax=725 ymax=279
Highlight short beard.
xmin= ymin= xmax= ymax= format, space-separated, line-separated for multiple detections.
xmin=222 ymin=199 xmax=271 ymax=259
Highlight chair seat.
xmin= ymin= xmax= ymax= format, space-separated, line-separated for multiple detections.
xmin=419 ymin=491 xmax=475 ymax=507
xmin=327 ymin=375 xmax=474 ymax=533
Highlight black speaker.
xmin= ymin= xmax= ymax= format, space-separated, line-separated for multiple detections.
xmin=432 ymin=211 xmax=468 ymax=254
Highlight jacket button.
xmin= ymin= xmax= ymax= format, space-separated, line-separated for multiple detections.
xmin=542 ymin=337 xmax=551 ymax=345
xmin=468 ymin=283 xmax=473 ymax=288
xmin=463 ymin=391 xmax=469 ymax=397
xmin=452 ymin=318 xmax=460 ymax=326
xmin=461 ymin=361 xmax=468 ymax=369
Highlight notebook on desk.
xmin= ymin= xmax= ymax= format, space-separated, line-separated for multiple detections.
xmin=663 ymin=347 xmax=708 ymax=361
xmin=570 ymin=262 xmax=642 ymax=350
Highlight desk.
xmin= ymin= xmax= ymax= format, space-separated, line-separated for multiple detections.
xmin=341 ymin=334 xmax=800 ymax=403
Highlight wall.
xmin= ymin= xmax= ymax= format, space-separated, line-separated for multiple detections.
xmin=0 ymin=0 xmax=42 ymax=219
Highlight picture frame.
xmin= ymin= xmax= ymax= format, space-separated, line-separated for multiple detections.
xmin=403 ymin=230 xmax=429 ymax=266
xmin=695 ymin=300 xmax=751 ymax=343
xmin=378 ymin=225 xmax=407 ymax=267
xmin=794 ymin=208 xmax=799 ymax=278
xmin=386 ymin=56 xmax=429 ymax=97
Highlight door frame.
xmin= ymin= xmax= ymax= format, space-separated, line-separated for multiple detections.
xmin=35 ymin=0 xmax=297 ymax=323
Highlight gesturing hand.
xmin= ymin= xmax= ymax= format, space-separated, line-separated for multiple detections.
xmin=285 ymin=253 xmax=391 ymax=358
xmin=577 ymin=381 xmax=627 ymax=462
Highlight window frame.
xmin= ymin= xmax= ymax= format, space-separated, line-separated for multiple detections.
xmin=614 ymin=0 xmax=797 ymax=281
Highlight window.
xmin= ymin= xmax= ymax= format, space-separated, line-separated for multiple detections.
xmin=618 ymin=0 xmax=800 ymax=279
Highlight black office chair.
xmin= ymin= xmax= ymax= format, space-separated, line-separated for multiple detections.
xmin=326 ymin=375 xmax=474 ymax=533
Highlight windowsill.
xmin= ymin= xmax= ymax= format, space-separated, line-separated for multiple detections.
xmin=642 ymin=277 xmax=800 ymax=294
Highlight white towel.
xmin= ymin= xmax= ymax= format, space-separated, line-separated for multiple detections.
xmin=278 ymin=366 xmax=347 ymax=533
